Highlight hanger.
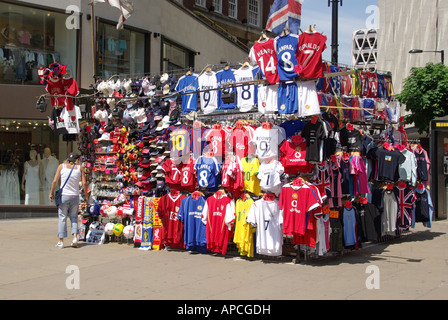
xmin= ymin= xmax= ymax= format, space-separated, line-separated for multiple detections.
xmin=306 ymin=24 xmax=316 ymax=33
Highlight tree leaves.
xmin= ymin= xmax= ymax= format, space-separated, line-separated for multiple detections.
xmin=396 ymin=62 xmax=448 ymax=134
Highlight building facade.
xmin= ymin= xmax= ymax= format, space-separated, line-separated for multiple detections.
xmin=376 ymin=0 xmax=448 ymax=220
xmin=351 ymin=29 xmax=378 ymax=72
xmin=0 ymin=0 xmax=249 ymax=211
xmin=178 ymin=0 xmax=272 ymax=50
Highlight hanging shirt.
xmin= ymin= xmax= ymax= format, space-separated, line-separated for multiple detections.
xmin=194 ymin=155 xmax=221 ymax=191
xmin=301 ymin=119 xmax=326 ymax=163
xmin=163 ymin=124 xmax=192 ymax=159
xmin=216 ymin=68 xmax=237 ymax=110
xmin=228 ymin=125 xmax=254 ymax=160
xmin=279 ymin=184 xmax=320 ymax=237
xmin=246 ymin=198 xmax=283 ymax=256
xmin=233 ymin=196 xmax=256 ymax=257
xmin=381 ymin=190 xmax=398 ymax=236
xmin=234 ymin=66 xmax=257 ymax=112
xmin=257 ymin=160 xmax=285 ymax=196
xmin=180 ymin=158 xmax=196 ymax=192
xmin=177 ymin=195 xmax=208 ymax=252
xmin=198 ymin=71 xmax=219 ymax=114
xmin=297 ymin=31 xmax=327 ymax=79
xmin=156 ymin=193 xmax=187 ymax=249
xmin=175 ymin=72 xmax=200 ymax=113
xmin=398 ymin=148 xmax=418 ymax=185
xmin=161 ymin=158 xmax=182 ymax=189
xmin=60 ymin=106 xmax=81 ymax=134
xmin=241 ymin=156 xmax=262 ymax=196
xmin=414 ymin=147 xmax=430 ymax=182
xmin=248 ymin=37 xmax=280 ymax=85
xmin=251 ymin=125 xmax=286 ymax=162
xmin=201 ymin=193 xmax=235 ymax=255
xmin=394 ymin=185 xmax=417 ymax=230
xmin=374 ymin=146 xmax=406 ymax=182
xmin=274 ymin=33 xmax=300 ymax=81
xmin=279 ymin=137 xmax=314 ymax=174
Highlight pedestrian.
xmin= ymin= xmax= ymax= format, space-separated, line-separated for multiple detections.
xmin=49 ymin=152 xmax=88 ymax=248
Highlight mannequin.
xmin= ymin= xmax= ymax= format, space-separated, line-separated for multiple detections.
xmin=40 ymin=147 xmax=60 ymax=205
xmin=22 ymin=150 xmax=40 ymax=205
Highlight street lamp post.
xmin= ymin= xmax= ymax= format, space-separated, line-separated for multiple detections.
xmin=409 ymin=49 xmax=445 ymax=64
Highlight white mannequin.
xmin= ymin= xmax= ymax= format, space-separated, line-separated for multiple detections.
xmin=40 ymin=147 xmax=59 ymax=205
xmin=22 ymin=150 xmax=40 ymax=205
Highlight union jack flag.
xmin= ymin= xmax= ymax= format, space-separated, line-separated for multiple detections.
xmin=266 ymin=0 xmax=304 ymax=35
xmin=397 ymin=186 xmax=416 ymax=229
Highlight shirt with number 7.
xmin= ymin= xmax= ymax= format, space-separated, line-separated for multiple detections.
xmin=297 ymin=31 xmax=327 ymax=79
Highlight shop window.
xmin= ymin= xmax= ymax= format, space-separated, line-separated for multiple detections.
xmin=162 ymin=39 xmax=194 ymax=72
xmin=0 ymin=119 xmax=60 ymax=206
xmin=97 ymin=21 xmax=146 ymax=78
xmin=0 ymin=2 xmax=77 ymax=85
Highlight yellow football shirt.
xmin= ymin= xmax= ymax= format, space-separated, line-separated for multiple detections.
xmin=233 ymin=195 xmax=256 ymax=257
xmin=241 ymin=156 xmax=262 ymax=196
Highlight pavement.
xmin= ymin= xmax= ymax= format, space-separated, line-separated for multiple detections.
xmin=1 ymin=217 xmax=448 ymax=303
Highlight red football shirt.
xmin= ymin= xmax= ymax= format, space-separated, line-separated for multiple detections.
xmin=156 ymin=193 xmax=186 ymax=249
xmin=180 ymin=159 xmax=196 ymax=192
xmin=279 ymin=184 xmax=320 ymax=236
xmin=368 ymin=72 xmax=378 ymax=98
xmin=204 ymin=128 xmax=228 ymax=160
xmin=162 ymin=158 xmax=182 ymax=189
xmin=248 ymin=37 xmax=280 ymax=85
xmin=279 ymin=138 xmax=314 ymax=174
xmin=201 ymin=193 xmax=235 ymax=255
xmin=297 ymin=31 xmax=327 ymax=79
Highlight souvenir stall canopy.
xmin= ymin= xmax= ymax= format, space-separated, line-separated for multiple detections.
xmin=35 ymin=26 xmax=433 ymax=262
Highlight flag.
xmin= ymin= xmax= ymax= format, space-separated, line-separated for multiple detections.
xmin=266 ymin=0 xmax=304 ymax=36
xmin=93 ymin=0 xmax=134 ymax=29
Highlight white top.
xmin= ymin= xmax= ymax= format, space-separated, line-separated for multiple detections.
xmin=246 ymin=199 xmax=283 ymax=256
xmin=60 ymin=163 xmax=82 ymax=196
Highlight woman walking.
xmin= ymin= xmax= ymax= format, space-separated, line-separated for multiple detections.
xmin=50 ymin=153 xmax=88 ymax=248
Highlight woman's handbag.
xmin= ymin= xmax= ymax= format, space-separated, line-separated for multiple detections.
xmin=55 ymin=164 xmax=74 ymax=207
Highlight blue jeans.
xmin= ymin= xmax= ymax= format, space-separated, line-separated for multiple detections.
xmin=58 ymin=195 xmax=79 ymax=238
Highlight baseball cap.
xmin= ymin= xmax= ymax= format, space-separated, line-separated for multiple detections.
xmin=67 ymin=152 xmax=80 ymax=162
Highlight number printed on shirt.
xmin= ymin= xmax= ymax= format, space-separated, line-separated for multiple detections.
xmin=281 ymin=51 xmax=294 ymax=72
xmin=259 ymin=140 xmax=270 ymax=156
xmin=241 ymin=85 xmax=251 ymax=100
xmin=182 ymin=170 xmax=190 ymax=184
xmin=171 ymin=135 xmax=185 ymax=152
xmin=199 ymin=170 xmax=209 ymax=187
xmin=259 ymin=56 xmax=276 ymax=74
xmin=301 ymin=49 xmax=314 ymax=69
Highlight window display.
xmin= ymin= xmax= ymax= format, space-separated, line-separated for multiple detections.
xmin=97 ymin=21 xmax=146 ymax=78
xmin=0 ymin=2 xmax=77 ymax=85
xmin=0 ymin=119 xmax=60 ymax=205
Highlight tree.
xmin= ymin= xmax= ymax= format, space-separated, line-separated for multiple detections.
xmin=395 ymin=62 xmax=448 ymax=134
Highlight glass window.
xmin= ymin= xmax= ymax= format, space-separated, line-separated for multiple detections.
xmin=195 ymin=0 xmax=206 ymax=7
xmin=248 ymin=0 xmax=261 ymax=27
xmin=0 ymin=119 xmax=60 ymax=206
xmin=213 ymin=0 xmax=222 ymax=13
xmin=229 ymin=0 xmax=238 ymax=19
xmin=97 ymin=21 xmax=146 ymax=78
xmin=162 ymin=39 xmax=194 ymax=72
xmin=0 ymin=2 xmax=78 ymax=85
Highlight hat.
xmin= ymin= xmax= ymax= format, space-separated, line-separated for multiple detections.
xmin=68 ymin=152 xmax=80 ymax=162
xmin=156 ymin=115 xmax=171 ymax=131
xmin=134 ymin=108 xmax=147 ymax=124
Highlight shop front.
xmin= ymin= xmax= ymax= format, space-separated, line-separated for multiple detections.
xmin=0 ymin=1 xmax=78 ymax=212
